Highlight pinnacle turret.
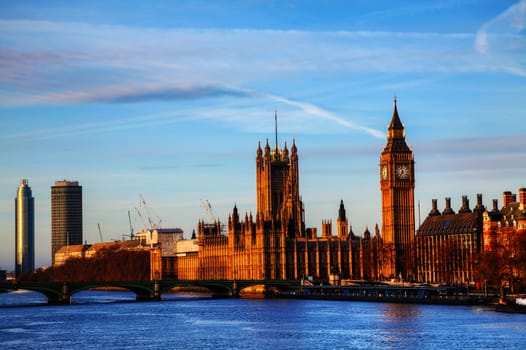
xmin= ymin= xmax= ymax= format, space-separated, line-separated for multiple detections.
xmin=256 ymin=140 xmax=263 ymax=159
xmin=338 ymin=199 xmax=346 ymax=221
xmin=283 ymin=141 xmax=289 ymax=157
xmin=264 ymin=138 xmax=271 ymax=156
xmin=291 ymin=138 xmax=297 ymax=156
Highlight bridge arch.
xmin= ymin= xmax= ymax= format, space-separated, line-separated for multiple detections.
xmin=12 ymin=281 xmax=158 ymax=304
xmin=67 ymin=281 xmax=156 ymax=302
xmin=10 ymin=282 xmax=70 ymax=304
xmin=159 ymin=280 xmax=233 ymax=297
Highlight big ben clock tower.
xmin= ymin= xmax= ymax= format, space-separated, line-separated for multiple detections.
xmin=380 ymin=98 xmax=415 ymax=280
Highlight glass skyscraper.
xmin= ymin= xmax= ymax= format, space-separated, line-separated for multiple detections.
xmin=15 ymin=179 xmax=35 ymax=276
xmin=51 ymin=180 xmax=83 ymax=265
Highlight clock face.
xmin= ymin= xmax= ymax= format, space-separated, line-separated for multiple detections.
xmin=396 ymin=165 xmax=409 ymax=179
xmin=381 ymin=166 xmax=388 ymax=180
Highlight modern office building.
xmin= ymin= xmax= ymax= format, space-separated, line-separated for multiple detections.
xmin=15 ymin=179 xmax=35 ymax=276
xmin=51 ymin=180 xmax=83 ymax=265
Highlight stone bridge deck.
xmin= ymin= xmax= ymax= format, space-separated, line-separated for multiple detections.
xmin=0 ymin=280 xmax=299 ymax=304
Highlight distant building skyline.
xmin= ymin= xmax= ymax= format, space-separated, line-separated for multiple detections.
xmin=15 ymin=179 xmax=34 ymax=276
xmin=51 ymin=180 xmax=83 ymax=265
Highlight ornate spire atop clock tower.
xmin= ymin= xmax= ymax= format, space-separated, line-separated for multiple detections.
xmin=389 ymin=96 xmax=404 ymax=133
xmin=382 ymin=97 xmax=411 ymax=154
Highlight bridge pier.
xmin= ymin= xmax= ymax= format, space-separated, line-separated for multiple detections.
xmin=154 ymin=279 xmax=160 ymax=300
xmin=47 ymin=283 xmax=72 ymax=305
xmin=231 ymin=281 xmax=239 ymax=297
xmin=135 ymin=280 xmax=161 ymax=301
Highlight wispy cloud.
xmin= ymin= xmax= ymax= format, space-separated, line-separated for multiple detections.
xmin=0 ymin=97 xmax=383 ymax=144
xmin=0 ymin=110 xmax=193 ymax=142
xmin=1 ymin=19 xmax=524 ymax=108
xmin=263 ymin=93 xmax=385 ymax=139
xmin=358 ymin=0 xmax=479 ymax=24
xmin=475 ymin=0 xmax=526 ymax=54
xmin=473 ymin=0 xmax=526 ymax=76
xmin=416 ymin=134 xmax=526 ymax=173
xmin=6 ymin=83 xmax=250 ymax=105
xmin=417 ymin=134 xmax=526 ymax=155
xmin=1 ymin=17 xmax=524 ymax=142
xmin=138 ymin=163 xmax=225 ymax=171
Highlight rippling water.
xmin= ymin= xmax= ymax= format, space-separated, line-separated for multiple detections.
xmin=1 ymin=290 xmax=525 ymax=349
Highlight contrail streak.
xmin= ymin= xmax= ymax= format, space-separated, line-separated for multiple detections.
xmin=263 ymin=93 xmax=386 ymax=139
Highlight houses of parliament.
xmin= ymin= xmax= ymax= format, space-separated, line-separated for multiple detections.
xmin=163 ymin=99 xmax=416 ymax=282
xmin=51 ymin=99 xmax=525 ymax=287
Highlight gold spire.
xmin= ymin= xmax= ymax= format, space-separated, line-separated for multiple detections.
xmin=272 ymin=110 xmax=281 ymax=160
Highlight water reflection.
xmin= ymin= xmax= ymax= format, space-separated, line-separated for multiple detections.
xmin=1 ymin=295 xmax=525 ymax=350
xmin=72 ymin=290 xmax=137 ymax=304
xmin=378 ymin=304 xmax=423 ymax=347
xmin=0 ymin=290 xmax=46 ymax=306
xmin=382 ymin=303 xmax=421 ymax=320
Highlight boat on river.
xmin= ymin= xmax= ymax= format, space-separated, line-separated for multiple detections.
xmin=495 ymin=296 xmax=526 ymax=314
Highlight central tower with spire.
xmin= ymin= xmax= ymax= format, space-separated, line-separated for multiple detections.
xmin=256 ymin=111 xmax=304 ymax=237
xmin=379 ymin=97 xmax=415 ymax=279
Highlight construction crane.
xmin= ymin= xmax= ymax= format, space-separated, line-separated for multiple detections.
xmin=134 ymin=207 xmax=148 ymax=231
xmin=200 ymin=199 xmax=218 ymax=223
xmin=128 ymin=210 xmax=135 ymax=239
xmin=139 ymin=194 xmax=162 ymax=230
xmin=97 ymin=223 xmax=103 ymax=243
xmin=200 ymin=199 xmax=226 ymax=233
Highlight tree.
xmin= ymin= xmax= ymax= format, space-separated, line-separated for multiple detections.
xmin=479 ymin=232 xmax=526 ymax=293
xmin=28 ymin=250 xmax=151 ymax=282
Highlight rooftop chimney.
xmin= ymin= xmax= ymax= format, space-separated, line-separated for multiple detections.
xmin=492 ymin=199 xmax=499 ymax=213
xmin=442 ymin=197 xmax=455 ymax=215
xmin=458 ymin=195 xmax=471 ymax=213
xmin=474 ymin=193 xmax=485 ymax=211
xmin=429 ymin=199 xmax=441 ymax=216
xmin=503 ymin=191 xmax=514 ymax=208
xmin=519 ymin=188 xmax=526 ymax=206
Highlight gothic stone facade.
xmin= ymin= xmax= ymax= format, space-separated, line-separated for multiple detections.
xmin=163 ymin=103 xmax=414 ymax=282
xmin=180 ymin=139 xmax=384 ymax=282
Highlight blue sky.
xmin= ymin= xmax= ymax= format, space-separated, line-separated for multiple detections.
xmin=1 ymin=0 xmax=525 ymax=270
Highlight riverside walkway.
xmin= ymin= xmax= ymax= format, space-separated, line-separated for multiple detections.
xmin=277 ymin=283 xmax=492 ymax=305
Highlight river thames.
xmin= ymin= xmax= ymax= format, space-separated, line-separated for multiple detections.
xmin=1 ymin=290 xmax=525 ymax=349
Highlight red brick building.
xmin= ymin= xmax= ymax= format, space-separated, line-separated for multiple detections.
xmin=482 ymin=188 xmax=526 ymax=289
xmin=483 ymin=188 xmax=526 ymax=250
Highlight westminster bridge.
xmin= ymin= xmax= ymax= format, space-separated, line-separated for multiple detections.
xmin=0 ymin=279 xmax=300 ymax=305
